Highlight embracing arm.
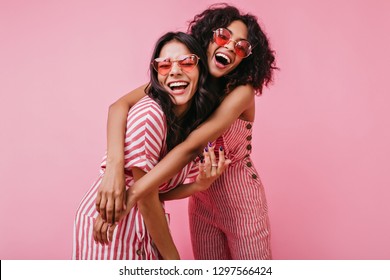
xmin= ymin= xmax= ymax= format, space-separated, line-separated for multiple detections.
xmin=96 ymin=84 xmax=147 ymax=223
xmin=127 ymin=85 xmax=255 ymax=207
xmin=160 ymin=145 xmax=231 ymax=201
xmin=94 ymin=167 xmax=181 ymax=259
xmin=133 ymin=168 xmax=180 ymax=260
xmin=106 ymin=84 xmax=148 ymax=166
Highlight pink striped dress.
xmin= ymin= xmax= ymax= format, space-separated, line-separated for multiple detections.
xmin=73 ymin=96 xmax=196 ymax=260
xmin=189 ymin=118 xmax=271 ymax=260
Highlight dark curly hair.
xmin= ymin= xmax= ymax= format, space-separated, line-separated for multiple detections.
xmin=188 ymin=3 xmax=277 ymax=95
xmin=146 ymin=32 xmax=220 ymax=151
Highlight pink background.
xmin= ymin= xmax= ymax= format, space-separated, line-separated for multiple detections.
xmin=1 ymin=0 xmax=389 ymax=259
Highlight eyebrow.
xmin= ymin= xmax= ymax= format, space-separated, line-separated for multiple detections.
xmin=155 ymin=54 xmax=193 ymax=61
xmin=225 ymin=27 xmax=248 ymax=41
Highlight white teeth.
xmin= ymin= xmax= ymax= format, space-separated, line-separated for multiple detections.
xmin=169 ymin=82 xmax=188 ymax=87
xmin=216 ymin=53 xmax=231 ymax=63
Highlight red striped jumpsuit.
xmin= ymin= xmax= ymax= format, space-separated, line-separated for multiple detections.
xmin=189 ymin=118 xmax=271 ymax=259
xmin=73 ymin=96 xmax=196 ymax=260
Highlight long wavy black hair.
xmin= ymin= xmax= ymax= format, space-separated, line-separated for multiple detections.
xmin=188 ymin=3 xmax=277 ymax=95
xmin=146 ymin=32 xmax=220 ymax=152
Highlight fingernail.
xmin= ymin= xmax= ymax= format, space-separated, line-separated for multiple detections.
xmin=219 ymin=146 xmax=224 ymax=151
xmin=204 ymin=147 xmax=208 ymax=152
xmin=208 ymin=142 xmax=212 ymax=147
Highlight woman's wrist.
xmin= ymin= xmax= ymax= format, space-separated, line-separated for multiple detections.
xmin=105 ymin=156 xmax=125 ymax=170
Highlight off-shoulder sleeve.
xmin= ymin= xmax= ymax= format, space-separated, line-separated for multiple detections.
xmin=123 ymin=97 xmax=167 ymax=173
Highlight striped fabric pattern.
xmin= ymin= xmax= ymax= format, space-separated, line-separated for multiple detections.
xmin=73 ymin=96 xmax=195 ymax=260
xmin=189 ymin=118 xmax=272 ymax=260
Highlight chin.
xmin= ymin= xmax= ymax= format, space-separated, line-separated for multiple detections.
xmin=209 ymin=67 xmax=224 ymax=78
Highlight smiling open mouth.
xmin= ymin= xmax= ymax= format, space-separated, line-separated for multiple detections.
xmin=168 ymin=81 xmax=189 ymax=91
xmin=215 ymin=53 xmax=231 ymax=65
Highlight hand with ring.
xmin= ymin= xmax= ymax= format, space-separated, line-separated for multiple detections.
xmin=195 ymin=142 xmax=231 ymax=191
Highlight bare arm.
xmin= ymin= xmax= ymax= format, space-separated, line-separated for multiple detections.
xmin=93 ymin=168 xmax=181 ymax=260
xmin=96 ymin=84 xmax=147 ymax=224
xmin=133 ymin=168 xmax=180 ymax=260
xmin=160 ymin=145 xmax=231 ymax=201
xmin=127 ymin=85 xmax=255 ymax=208
xmin=106 ymin=84 xmax=148 ymax=165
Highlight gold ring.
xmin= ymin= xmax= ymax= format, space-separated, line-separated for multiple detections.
xmin=211 ymin=164 xmax=218 ymax=167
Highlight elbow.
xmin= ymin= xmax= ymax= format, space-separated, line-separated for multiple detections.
xmin=108 ymin=99 xmax=130 ymax=118
xmin=108 ymin=100 xmax=120 ymax=113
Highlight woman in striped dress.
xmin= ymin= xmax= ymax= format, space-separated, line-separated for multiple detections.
xmin=73 ymin=32 xmax=229 ymax=260
xmin=96 ymin=4 xmax=277 ymax=259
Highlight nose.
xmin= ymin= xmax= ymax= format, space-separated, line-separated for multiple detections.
xmin=169 ymin=61 xmax=182 ymax=76
xmin=224 ymin=39 xmax=236 ymax=52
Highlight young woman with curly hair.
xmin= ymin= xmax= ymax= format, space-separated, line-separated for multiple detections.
xmin=95 ymin=3 xmax=277 ymax=259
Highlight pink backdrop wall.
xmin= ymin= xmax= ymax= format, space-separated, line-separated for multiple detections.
xmin=1 ymin=0 xmax=389 ymax=259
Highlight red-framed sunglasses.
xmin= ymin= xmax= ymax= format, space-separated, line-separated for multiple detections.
xmin=213 ymin=28 xmax=252 ymax=58
xmin=152 ymin=54 xmax=200 ymax=76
